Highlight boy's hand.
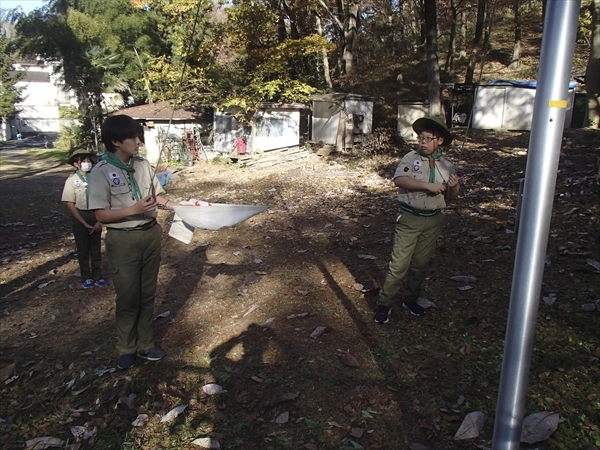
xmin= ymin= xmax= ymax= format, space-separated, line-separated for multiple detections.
xmin=447 ymin=174 xmax=459 ymax=188
xmin=91 ymin=222 xmax=102 ymax=234
xmin=427 ymin=183 xmax=447 ymax=195
xmin=134 ymin=195 xmax=158 ymax=214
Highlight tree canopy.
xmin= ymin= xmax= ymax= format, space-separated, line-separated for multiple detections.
xmin=7 ymin=0 xmax=597 ymax=130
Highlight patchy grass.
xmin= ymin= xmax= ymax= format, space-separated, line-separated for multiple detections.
xmin=23 ymin=148 xmax=70 ymax=165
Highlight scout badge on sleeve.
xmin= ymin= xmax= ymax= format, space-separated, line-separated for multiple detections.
xmin=109 ymin=172 xmax=121 ymax=185
xmin=168 ymin=199 xmax=269 ymax=244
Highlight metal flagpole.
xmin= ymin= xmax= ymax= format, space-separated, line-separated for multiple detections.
xmin=491 ymin=1 xmax=581 ymax=449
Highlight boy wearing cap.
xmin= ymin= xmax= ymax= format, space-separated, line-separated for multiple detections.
xmin=61 ymin=148 xmax=106 ymax=289
xmin=88 ymin=114 xmax=175 ymax=370
xmin=374 ymin=116 xmax=459 ymax=324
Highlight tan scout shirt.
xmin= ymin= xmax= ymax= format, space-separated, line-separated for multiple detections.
xmin=88 ymin=156 xmax=165 ymax=229
xmin=61 ymin=172 xmax=89 ymax=210
xmin=393 ymin=150 xmax=456 ymax=211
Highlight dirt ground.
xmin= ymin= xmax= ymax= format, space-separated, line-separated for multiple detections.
xmin=0 ymin=128 xmax=599 ymax=450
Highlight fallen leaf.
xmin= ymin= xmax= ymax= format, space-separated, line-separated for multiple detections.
xmin=70 ymin=425 xmax=97 ymax=440
xmin=131 ymin=414 xmax=149 ymax=427
xmin=191 ymin=437 xmax=221 ymax=449
xmin=339 ymin=352 xmax=360 ymax=367
xmin=449 ymin=275 xmax=478 ymax=283
xmin=71 ymin=384 xmax=91 ymax=396
xmin=352 ymin=283 xmax=364 ymax=291
xmin=0 ymin=359 xmax=15 ymax=382
xmin=37 ymin=280 xmax=56 ymax=289
xmin=25 ymin=436 xmax=64 ymax=449
xmin=582 ymin=300 xmax=600 ymax=312
xmin=275 ymin=411 xmax=289 ymax=424
xmin=477 ymin=320 xmax=491 ymax=331
xmin=328 ymin=421 xmax=344 ymax=428
xmin=458 ymin=285 xmax=473 ymax=291
xmin=160 ymin=404 xmax=187 ymax=423
xmin=95 ymin=367 xmax=116 ymax=377
xmin=297 ymin=289 xmax=309 ymax=295
xmin=357 ymin=254 xmax=377 ymax=260
xmin=408 ymin=444 xmax=428 ymax=450
xmin=202 ymin=384 xmax=227 ymax=395
xmin=244 ymin=274 xmax=261 ymax=285
xmin=154 ymin=311 xmax=170 ymax=320
xmin=242 ymin=304 xmax=259 ymax=317
xmin=442 ymin=414 xmax=462 ymax=422
xmin=454 ymin=411 xmax=486 ymax=440
xmin=349 ymin=427 xmax=364 ymax=438
xmin=310 ymin=326 xmax=328 ymax=339
xmin=417 ymin=298 xmax=437 ymax=309
xmin=520 ymin=411 xmax=560 ymax=444
xmin=587 ymin=259 xmax=600 ymax=272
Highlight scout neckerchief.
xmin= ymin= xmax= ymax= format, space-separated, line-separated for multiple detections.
xmin=75 ymin=170 xmax=89 ymax=209
xmin=416 ymin=147 xmax=443 ymax=183
xmin=103 ymin=152 xmax=142 ymax=201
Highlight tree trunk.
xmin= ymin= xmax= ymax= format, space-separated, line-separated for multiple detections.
xmin=444 ymin=0 xmax=458 ymax=81
xmin=342 ymin=0 xmax=359 ymax=76
xmin=315 ymin=12 xmax=333 ymax=88
xmin=465 ymin=0 xmax=486 ymax=84
xmin=424 ymin=0 xmax=442 ymax=116
xmin=587 ymin=0 xmax=600 ymax=127
xmin=459 ymin=9 xmax=467 ymax=59
xmin=508 ymin=0 xmax=521 ymax=69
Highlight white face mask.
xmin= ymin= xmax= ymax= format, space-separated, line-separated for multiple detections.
xmin=80 ymin=162 xmax=93 ymax=172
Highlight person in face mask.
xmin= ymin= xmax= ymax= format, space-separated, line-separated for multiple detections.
xmin=62 ymin=148 xmax=106 ymax=289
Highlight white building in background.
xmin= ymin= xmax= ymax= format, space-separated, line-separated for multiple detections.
xmin=2 ymin=59 xmax=78 ymax=140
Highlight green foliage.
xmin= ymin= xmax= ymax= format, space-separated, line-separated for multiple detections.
xmin=224 ymin=79 xmax=318 ymax=113
xmin=0 ymin=31 xmax=24 ymax=119
xmin=55 ymin=120 xmax=95 ymax=151
xmin=58 ymin=105 xmax=79 ymax=118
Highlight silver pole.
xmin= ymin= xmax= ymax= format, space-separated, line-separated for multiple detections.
xmin=491 ymin=1 xmax=580 ymax=449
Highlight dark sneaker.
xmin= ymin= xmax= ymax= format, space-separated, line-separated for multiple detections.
xmin=82 ymin=279 xmax=94 ymax=289
xmin=95 ymin=279 xmax=107 ymax=287
xmin=137 ymin=347 xmax=165 ymax=361
xmin=402 ymin=301 xmax=425 ymax=317
xmin=374 ymin=305 xmax=391 ymax=324
xmin=117 ymin=353 xmax=135 ymax=370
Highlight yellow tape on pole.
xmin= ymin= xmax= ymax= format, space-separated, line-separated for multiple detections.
xmin=548 ymin=100 xmax=568 ymax=108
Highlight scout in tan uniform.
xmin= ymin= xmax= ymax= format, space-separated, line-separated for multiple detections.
xmin=61 ymin=148 xmax=106 ymax=289
xmin=374 ymin=116 xmax=459 ymax=324
xmin=88 ymin=114 xmax=176 ymax=370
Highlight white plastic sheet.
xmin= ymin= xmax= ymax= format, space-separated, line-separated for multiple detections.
xmin=168 ymin=200 xmax=268 ymax=244
xmin=173 ymin=204 xmax=268 ymax=230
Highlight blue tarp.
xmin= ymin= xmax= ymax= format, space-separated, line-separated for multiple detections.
xmin=490 ymin=79 xmax=577 ymax=89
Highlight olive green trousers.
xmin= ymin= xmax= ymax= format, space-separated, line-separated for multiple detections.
xmin=377 ymin=211 xmax=444 ymax=307
xmin=71 ymin=210 xmax=102 ymax=281
xmin=105 ymin=223 xmax=162 ymax=355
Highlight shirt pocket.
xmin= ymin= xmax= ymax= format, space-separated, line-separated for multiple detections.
xmin=110 ymin=185 xmax=131 ymax=196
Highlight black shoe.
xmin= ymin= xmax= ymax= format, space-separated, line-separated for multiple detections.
xmin=374 ymin=305 xmax=391 ymax=324
xmin=137 ymin=347 xmax=165 ymax=361
xmin=117 ymin=353 xmax=135 ymax=370
xmin=402 ymin=301 xmax=425 ymax=317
